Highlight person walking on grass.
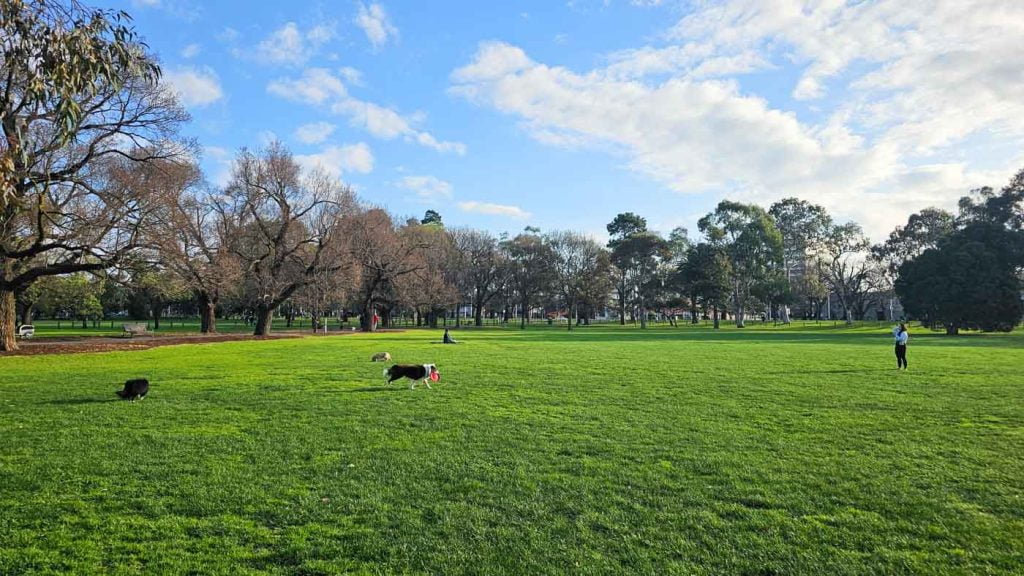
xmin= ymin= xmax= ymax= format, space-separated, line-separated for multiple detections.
xmin=894 ymin=323 xmax=909 ymax=369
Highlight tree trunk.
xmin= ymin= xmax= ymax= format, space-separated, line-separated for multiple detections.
xmin=780 ymin=306 xmax=790 ymax=324
xmin=151 ymin=301 xmax=162 ymax=331
xmin=19 ymin=302 xmax=32 ymax=326
xmin=945 ymin=323 xmax=959 ymax=335
xmin=713 ymin=305 xmax=720 ymax=330
xmin=1 ymin=288 xmax=18 ymax=351
xmin=360 ymin=300 xmax=375 ymax=332
xmin=639 ymin=302 xmax=648 ymax=329
xmin=520 ymin=297 xmax=529 ymax=329
xmin=199 ymin=292 xmax=217 ymax=334
xmin=474 ymin=304 xmax=483 ymax=327
xmin=254 ymin=305 xmax=274 ymax=336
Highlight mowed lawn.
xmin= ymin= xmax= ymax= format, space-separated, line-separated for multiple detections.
xmin=1 ymin=326 xmax=1022 ymax=575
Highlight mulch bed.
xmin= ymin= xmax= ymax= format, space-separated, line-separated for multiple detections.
xmin=2 ymin=333 xmax=304 ymax=357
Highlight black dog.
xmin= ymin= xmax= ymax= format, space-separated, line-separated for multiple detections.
xmin=383 ymin=364 xmax=439 ymax=389
xmin=116 ymin=378 xmax=149 ymax=401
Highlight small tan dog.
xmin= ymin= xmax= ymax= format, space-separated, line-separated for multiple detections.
xmin=371 ymin=352 xmax=392 ymax=362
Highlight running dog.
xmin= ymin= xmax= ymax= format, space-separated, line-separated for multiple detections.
xmin=116 ymin=378 xmax=149 ymax=401
xmin=383 ymin=364 xmax=439 ymax=389
xmin=371 ymin=352 xmax=392 ymax=362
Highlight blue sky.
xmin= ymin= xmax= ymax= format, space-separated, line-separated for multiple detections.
xmin=111 ymin=0 xmax=1024 ymax=240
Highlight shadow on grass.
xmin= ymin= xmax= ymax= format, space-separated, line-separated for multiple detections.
xmin=46 ymin=397 xmax=120 ymax=405
xmin=345 ymin=386 xmax=404 ymax=393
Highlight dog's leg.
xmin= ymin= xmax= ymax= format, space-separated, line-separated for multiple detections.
xmin=409 ymin=380 xmax=416 ymax=390
xmin=424 ymin=379 xmax=431 ymax=390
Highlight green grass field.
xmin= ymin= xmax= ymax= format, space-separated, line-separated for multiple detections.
xmin=1 ymin=325 xmax=1022 ymax=574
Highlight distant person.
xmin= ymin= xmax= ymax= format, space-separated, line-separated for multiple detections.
xmin=894 ymin=323 xmax=909 ymax=369
xmin=372 ymin=311 xmax=380 ymax=331
xmin=443 ymin=328 xmax=458 ymax=344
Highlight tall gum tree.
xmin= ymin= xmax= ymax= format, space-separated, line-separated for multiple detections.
xmin=699 ymin=201 xmax=782 ymax=328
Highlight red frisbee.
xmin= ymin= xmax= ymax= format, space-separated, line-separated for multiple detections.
xmin=429 ymin=371 xmax=440 ymax=382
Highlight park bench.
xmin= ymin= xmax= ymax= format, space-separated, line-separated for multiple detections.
xmin=122 ymin=323 xmax=148 ymax=338
xmin=16 ymin=325 xmax=34 ymax=339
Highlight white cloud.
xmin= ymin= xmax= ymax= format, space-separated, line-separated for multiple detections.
xmin=295 ymin=143 xmax=375 ymax=179
xmin=355 ymin=2 xmax=399 ymax=49
xmin=180 ymin=43 xmax=201 ymax=59
xmin=451 ymin=0 xmax=1024 ymax=238
xmin=458 ymin=201 xmax=531 ymax=220
xmin=268 ymin=68 xmax=348 ymax=105
xmin=398 ymin=176 xmax=453 ymax=202
xmin=253 ymin=22 xmax=336 ymax=66
xmin=163 ymin=66 xmax=223 ymax=107
xmin=269 ymin=68 xmax=465 ymax=155
xmin=293 ymin=122 xmax=336 ymax=145
xmin=132 ymin=0 xmax=160 ymax=7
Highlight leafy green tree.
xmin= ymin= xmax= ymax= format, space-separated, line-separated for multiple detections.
xmin=895 ymin=168 xmax=1024 ymax=334
xmin=606 ymin=212 xmax=648 ymax=324
xmin=612 ymin=232 xmax=669 ymax=328
xmin=896 ymin=224 xmax=1023 ymax=334
xmin=698 ymin=201 xmax=783 ymax=327
xmin=872 ymin=208 xmax=956 ymax=284
xmin=678 ymin=243 xmax=731 ymax=328
xmin=421 ymin=210 xmax=444 ymax=227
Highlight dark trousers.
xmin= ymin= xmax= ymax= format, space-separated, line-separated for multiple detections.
xmin=895 ymin=344 xmax=908 ymax=369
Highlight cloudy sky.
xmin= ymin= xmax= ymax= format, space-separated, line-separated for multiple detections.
xmin=114 ymin=0 xmax=1024 ymax=240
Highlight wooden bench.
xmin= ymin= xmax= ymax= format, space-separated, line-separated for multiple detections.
xmin=16 ymin=325 xmax=34 ymax=339
xmin=122 ymin=323 xmax=148 ymax=338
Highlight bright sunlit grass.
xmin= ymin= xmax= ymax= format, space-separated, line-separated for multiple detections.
xmin=1 ymin=324 xmax=1022 ymax=574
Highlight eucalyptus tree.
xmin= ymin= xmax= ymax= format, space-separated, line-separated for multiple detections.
xmin=698 ymin=201 xmax=783 ymax=327
xmin=768 ymin=198 xmax=832 ymax=323
xmin=1 ymin=0 xmax=188 ymax=350
xmin=678 ymin=243 xmax=731 ymax=328
xmin=606 ymin=212 xmax=647 ymax=324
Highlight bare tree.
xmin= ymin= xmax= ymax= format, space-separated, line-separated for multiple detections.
xmin=154 ymin=163 xmax=241 ymax=333
xmin=223 ymin=142 xmax=354 ymax=336
xmin=819 ymin=222 xmax=876 ymax=324
xmin=1 ymin=1 xmax=188 ymax=350
xmin=346 ymin=209 xmax=429 ymax=331
xmin=450 ymin=228 xmax=508 ymax=327
xmin=502 ymin=229 xmax=557 ymax=329
xmin=547 ymin=231 xmax=608 ymax=331
xmin=394 ymin=223 xmax=456 ymax=328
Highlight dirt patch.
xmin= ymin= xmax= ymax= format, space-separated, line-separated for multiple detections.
xmin=2 ymin=333 xmax=307 ymax=357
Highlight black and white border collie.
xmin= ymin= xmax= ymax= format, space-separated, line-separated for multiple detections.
xmin=384 ymin=364 xmax=439 ymax=389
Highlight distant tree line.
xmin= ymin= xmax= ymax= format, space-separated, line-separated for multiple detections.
xmin=2 ymin=0 xmax=1021 ymax=351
